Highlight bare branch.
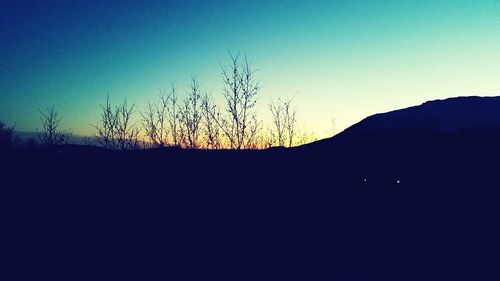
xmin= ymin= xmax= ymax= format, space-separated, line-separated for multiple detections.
xmin=201 ymin=92 xmax=222 ymax=149
xmin=92 ymin=95 xmax=140 ymax=150
xmin=141 ymin=89 xmax=170 ymax=147
xmin=269 ymin=96 xmax=297 ymax=147
xmin=219 ymin=52 xmax=261 ymax=149
xmin=179 ymin=76 xmax=203 ymax=148
xmin=167 ymin=83 xmax=181 ymax=147
xmin=37 ymin=106 xmax=72 ymax=146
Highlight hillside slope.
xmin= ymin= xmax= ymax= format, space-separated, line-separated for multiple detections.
xmin=339 ymin=96 xmax=500 ymax=136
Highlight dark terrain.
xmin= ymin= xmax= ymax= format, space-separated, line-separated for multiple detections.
xmin=3 ymin=96 xmax=500 ymax=280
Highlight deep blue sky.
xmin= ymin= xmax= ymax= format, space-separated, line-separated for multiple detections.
xmin=2 ymin=0 xmax=500 ymax=137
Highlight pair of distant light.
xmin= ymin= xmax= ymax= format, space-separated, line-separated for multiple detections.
xmin=363 ymin=178 xmax=401 ymax=184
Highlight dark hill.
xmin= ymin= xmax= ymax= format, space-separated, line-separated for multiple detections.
xmin=339 ymin=96 xmax=500 ymax=135
xmin=298 ymin=96 xmax=500 ymax=186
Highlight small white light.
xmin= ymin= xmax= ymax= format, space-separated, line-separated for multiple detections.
xmin=396 ymin=180 xmax=400 ymax=184
xmin=363 ymin=178 xmax=367 ymax=182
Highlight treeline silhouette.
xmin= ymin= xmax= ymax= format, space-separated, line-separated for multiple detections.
xmin=0 ymin=121 xmax=17 ymax=151
xmin=1 ymin=53 xmax=319 ymax=151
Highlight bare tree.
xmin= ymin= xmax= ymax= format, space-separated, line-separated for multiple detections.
xmin=167 ymin=83 xmax=181 ymax=147
xmin=92 ymin=95 xmax=140 ymax=150
xmin=331 ymin=117 xmax=336 ymax=136
xmin=37 ymin=106 xmax=72 ymax=146
xmin=296 ymin=130 xmax=317 ymax=146
xmin=218 ymin=53 xmax=261 ymax=149
xmin=141 ymin=89 xmax=170 ymax=147
xmin=0 ymin=121 xmax=16 ymax=149
xmin=92 ymin=96 xmax=117 ymax=149
xmin=179 ymin=76 xmax=202 ymax=148
xmin=269 ymin=96 xmax=297 ymax=147
xmin=201 ymin=92 xmax=222 ymax=149
xmin=283 ymin=97 xmax=297 ymax=147
xmin=115 ymin=98 xmax=141 ymax=150
xmin=269 ymin=98 xmax=286 ymax=147
xmin=248 ymin=129 xmax=274 ymax=149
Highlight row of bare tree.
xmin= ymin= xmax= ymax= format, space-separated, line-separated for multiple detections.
xmin=133 ymin=54 xmax=262 ymax=149
xmin=0 ymin=106 xmax=72 ymax=149
xmin=13 ymin=53 xmax=318 ymax=149
xmin=91 ymin=54 xmax=315 ymax=149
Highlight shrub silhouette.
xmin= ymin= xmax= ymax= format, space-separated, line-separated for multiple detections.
xmin=141 ymin=89 xmax=171 ymax=148
xmin=92 ymin=53 xmax=320 ymax=150
xmin=217 ymin=53 xmax=261 ymax=149
xmin=0 ymin=121 xmax=16 ymax=150
xmin=37 ymin=106 xmax=72 ymax=146
xmin=167 ymin=83 xmax=181 ymax=147
xmin=269 ymin=96 xmax=297 ymax=147
xmin=179 ymin=76 xmax=203 ymax=148
xmin=92 ymin=95 xmax=141 ymax=150
xmin=201 ymin=92 xmax=222 ymax=149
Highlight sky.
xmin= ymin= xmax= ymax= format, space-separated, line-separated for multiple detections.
xmin=1 ymin=0 xmax=500 ymax=138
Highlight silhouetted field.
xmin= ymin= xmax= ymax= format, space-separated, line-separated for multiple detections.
xmin=3 ymin=126 xmax=500 ymax=281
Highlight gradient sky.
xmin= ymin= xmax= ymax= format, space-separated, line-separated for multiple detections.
xmin=2 ymin=0 xmax=500 ymax=138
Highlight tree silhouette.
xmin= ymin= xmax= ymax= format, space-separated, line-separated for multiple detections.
xmin=167 ymin=83 xmax=181 ymax=147
xmin=283 ymin=97 xmax=297 ymax=147
xmin=92 ymin=96 xmax=117 ymax=149
xmin=296 ymin=130 xmax=317 ymax=146
xmin=179 ymin=76 xmax=203 ymax=148
xmin=92 ymin=96 xmax=140 ymax=150
xmin=37 ymin=106 xmax=72 ymax=146
xmin=331 ymin=117 xmax=336 ymax=137
xmin=2 ymin=52 xmax=322 ymax=152
xmin=201 ymin=92 xmax=222 ymax=149
xmin=0 ymin=121 xmax=16 ymax=150
xmin=115 ymin=99 xmax=141 ymax=150
xmin=248 ymin=129 xmax=274 ymax=149
xmin=269 ymin=98 xmax=286 ymax=147
xmin=269 ymin=97 xmax=297 ymax=147
xmin=141 ymin=89 xmax=170 ymax=147
xmin=218 ymin=53 xmax=261 ymax=149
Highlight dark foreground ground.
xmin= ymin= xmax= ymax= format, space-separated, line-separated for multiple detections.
xmin=2 ymin=131 xmax=500 ymax=280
